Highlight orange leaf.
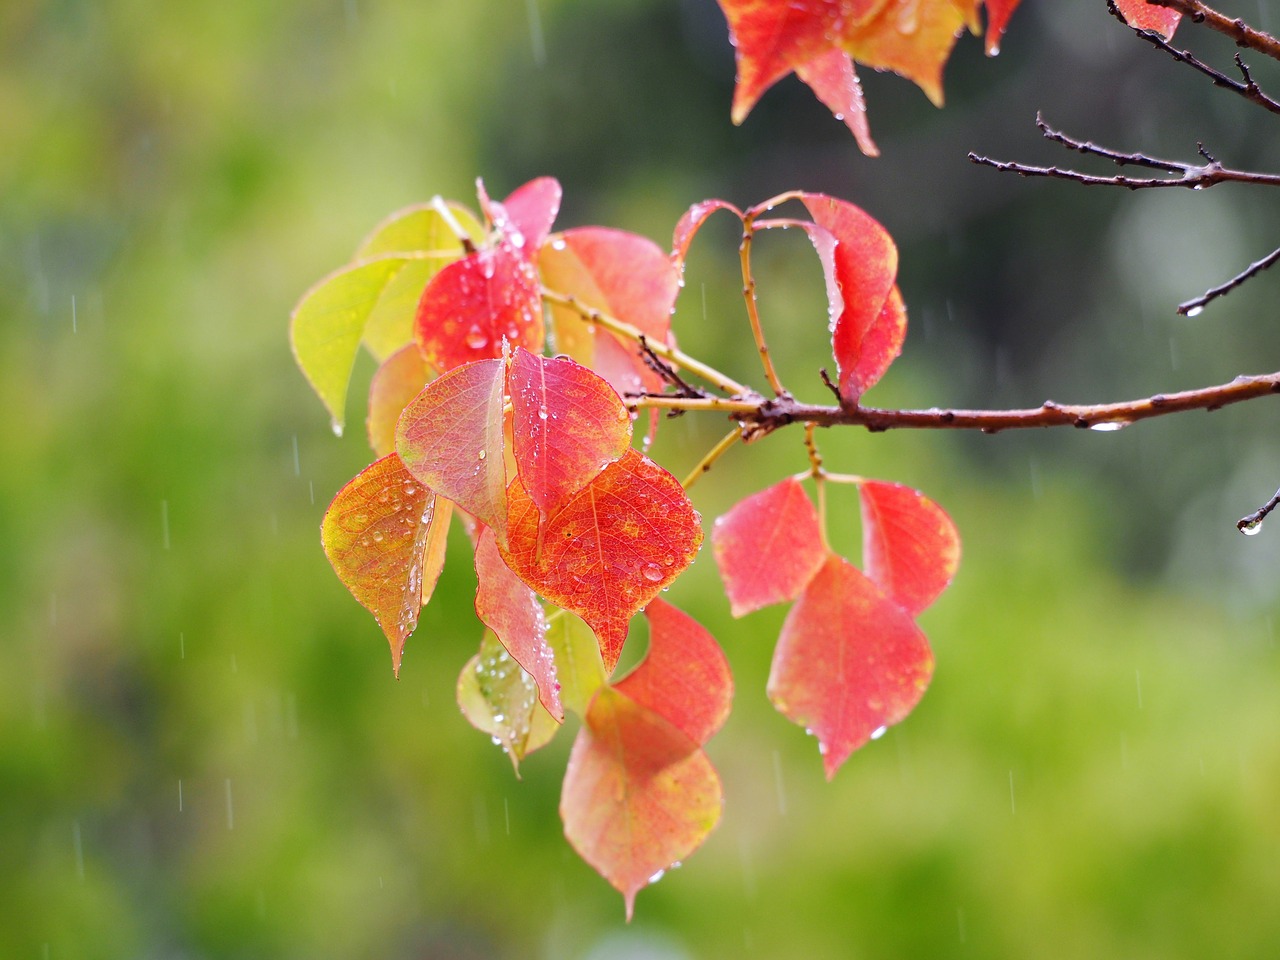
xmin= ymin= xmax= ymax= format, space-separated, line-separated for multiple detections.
xmin=767 ymin=554 xmax=933 ymax=778
xmin=474 ymin=527 xmax=564 ymax=722
xmin=712 ymin=477 xmax=826 ymax=617
xmin=560 ymin=687 xmax=722 ymax=921
xmin=616 ymin=600 xmax=732 ymax=747
xmin=860 ymin=480 xmax=960 ymax=617
xmin=506 ymin=346 xmax=632 ymax=522
xmin=396 ymin=358 xmax=509 ymax=541
xmin=843 ymin=0 xmax=974 ymax=107
xmin=793 ymin=49 xmax=879 ymax=157
xmin=367 ymin=344 xmax=432 ymax=458
xmin=500 ymin=449 xmax=703 ymax=672
xmin=320 ymin=453 xmax=439 ymax=677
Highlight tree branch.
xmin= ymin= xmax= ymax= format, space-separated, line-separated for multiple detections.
xmin=1143 ymin=0 xmax=1280 ymax=62
xmin=1177 ymin=244 xmax=1280 ymax=315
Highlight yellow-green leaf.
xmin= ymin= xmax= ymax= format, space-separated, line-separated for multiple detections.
xmin=545 ymin=608 xmax=607 ymax=717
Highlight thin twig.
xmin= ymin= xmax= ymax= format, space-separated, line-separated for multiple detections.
xmin=681 ymin=427 xmax=744 ymax=490
xmin=1144 ymin=0 xmax=1280 ymax=62
xmin=1237 ymin=486 xmax=1280 ymax=534
xmin=1177 ymin=244 xmax=1280 ymax=315
xmin=739 ymin=219 xmax=787 ymax=396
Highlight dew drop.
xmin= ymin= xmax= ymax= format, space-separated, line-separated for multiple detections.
xmin=478 ymin=449 xmax=487 ymax=461
xmin=1241 ymin=518 xmax=1264 ymax=536
xmin=870 ymin=725 xmax=888 ymax=740
xmin=330 ymin=419 xmax=344 ymax=438
xmin=465 ymin=327 xmax=489 ymax=350
xmin=642 ymin=563 xmax=664 ymax=582
xmin=1089 ymin=420 xmax=1128 ymax=432
xmin=538 ymin=407 xmax=548 ymax=421
xmin=1185 ymin=305 xmax=1204 ymax=318
xmin=648 ymin=869 xmax=666 ymax=884
xmin=549 ymin=237 xmax=567 ymax=251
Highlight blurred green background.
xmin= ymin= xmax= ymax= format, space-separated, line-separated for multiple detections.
xmin=5 ymin=1 xmax=1280 ymax=957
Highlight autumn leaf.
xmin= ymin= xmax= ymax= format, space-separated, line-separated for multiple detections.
xmin=368 ymin=344 xmax=432 ymax=458
xmin=984 ymin=0 xmax=1022 ymax=54
xmin=486 ymin=176 xmax=563 ymax=253
xmin=859 ymin=480 xmax=960 ymax=617
xmin=320 ymin=453 xmax=440 ymax=676
xmin=793 ymin=49 xmax=879 ymax=157
xmin=712 ymin=477 xmax=827 ymax=617
xmin=1114 ymin=0 xmax=1181 ymax=36
xmin=506 ymin=346 xmax=632 ymax=522
xmin=396 ymin=357 xmax=509 ymax=540
xmin=842 ymin=0 xmax=976 ymax=108
xmin=500 ymin=449 xmax=703 ymax=672
xmin=457 ymin=630 xmax=559 ymax=772
xmin=672 ymin=199 xmax=744 ymax=278
xmin=798 ymin=192 xmax=903 ymax=403
xmin=560 ymin=687 xmax=722 ymax=921
xmin=545 ymin=608 xmax=608 ymax=717
xmin=474 ymin=527 xmax=564 ymax=721
xmin=767 ymin=553 xmax=934 ymax=778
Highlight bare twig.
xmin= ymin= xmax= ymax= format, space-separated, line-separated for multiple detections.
xmin=1144 ymin=0 xmax=1280 ymax=62
xmin=1237 ymin=486 xmax=1280 ymax=534
xmin=1177 ymin=244 xmax=1280 ymax=315
xmin=681 ymin=427 xmax=744 ymax=490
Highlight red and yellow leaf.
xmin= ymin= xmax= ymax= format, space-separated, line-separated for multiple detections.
xmin=767 ymin=553 xmax=934 ymax=778
xmin=1115 ymin=0 xmax=1180 ymax=37
xmin=672 ymin=199 xmax=743 ymax=278
xmin=320 ymin=453 xmax=439 ymax=677
xmin=712 ymin=477 xmax=826 ymax=617
xmin=793 ymin=49 xmax=879 ymax=157
xmin=396 ymin=358 xmax=509 ymax=539
xmin=843 ymin=0 xmax=974 ymax=108
xmin=799 ymin=193 xmax=902 ymax=403
xmin=560 ymin=687 xmax=722 ymax=921
xmin=615 ymin=600 xmax=732 ymax=747
xmin=506 ymin=347 xmax=632 ymax=521
xmin=860 ymin=480 xmax=960 ymax=617
xmin=367 ymin=344 xmax=432 ymax=458
xmin=414 ymin=240 xmax=543 ymax=374
xmin=457 ymin=630 xmax=559 ymax=772
xmin=474 ymin=527 xmax=564 ymax=721
xmin=500 ymin=449 xmax=703 ymax=672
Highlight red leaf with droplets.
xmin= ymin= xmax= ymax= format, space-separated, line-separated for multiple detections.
xmin=767 ymin=554 xmax=934 ymax=779
xmin=506 ymin=346 xmax=631 ymax=521
xmin=561 ymin=687 xmax=722 ymax=921
xmin=368 ymin=344 xmax=432 ymax=458
xmin=793 ymin=49 xmax=879 ymax=157
xmin=672 ymin=199 xmax=744 ymax=277
xmin=712 ymin=477 xmax=826 ymax=617
xmin=539 ymin=227 xmax=680 ymax=409
xmin=474 ymin=527 xmax=564 ymax=721
xmin=800 ymin=193 xmax=901 ymax=403
xmin=1114 ymin=0 xmax=1180 ymax=36
xmin=984 ymin=0 xmax=1022 ymax=53
xmin=615 ymin=600 xmax=732 ymax=747
xmin=414 ymin=238 xmax=543 ymax=373
xmin=396 ymin=358 xmax=509 ymax=540
xmin=320 ymin=453 xmax=438 ymax=677
xmin=495 ymin=176 xmax=562 ymax=253
xmin=860 ymin=480 xmax=961 ymax=617
xmin=500 ymin=449 xmax=703 ymax=672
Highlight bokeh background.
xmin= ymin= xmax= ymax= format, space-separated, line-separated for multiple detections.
xmin=5 ymin=1 xmax=1280 ymax=957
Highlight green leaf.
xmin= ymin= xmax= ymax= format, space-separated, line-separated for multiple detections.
xmin=545 ymin=608 xmax=607 ymax=717
xmin=457 ymin=630 xmax=559 ymax=773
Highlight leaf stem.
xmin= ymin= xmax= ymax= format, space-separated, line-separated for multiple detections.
xmin=541 ymin=287 xmax=750 ymax=396
xmin=431 ymin=196 xmax=477 ymax=254
xmin=739 ymin=217 xmax=786 ymax=396
xmin=682 ymin=427 xmax=743 ymax=490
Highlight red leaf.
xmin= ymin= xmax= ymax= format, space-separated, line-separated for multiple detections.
xmin=367 ymin=344 xmax=432 ymax=458
xmin=1114 ymin=0 xmax=1180 ymax=36
xmin=396 ymin=358 xmax=509 ymax=540
xmin=495 ymin=176 xmax=562 ymax=253
xmin=561 ymin=687 xmax=722 ymax=921
xmin=414 ymin=239 xmax=543 ymax=373
xmin=767 ymin=554 xmax=934 ymax=778
xmin=474 ymin=528 xmax=564 ymax=722
xmin=712 ymin=477 xmax=826 ymax=617
xmin=793 ymin=49 xmax=879 ymax=157
xmin=500 ymin=449 xmax=703 ymax=672
xmin=860 ymin=480 xmax=961 ymax=617
xmin=615 ymin=600 xmax=732 ymax=747
xmin=672 ymin=200 xmax=744 ymax=278
xmin=538 ymin=227 xmax=680 ymax=406
xmin=984 ymin=0 xmax=1022 ymax=54
xmin=506 ymin=346 xmax=632 ymax=521
xmin=320 ymin=453 xmax=439 ymax=676
xmin=800 ymin=193 xmax=901 ymax=403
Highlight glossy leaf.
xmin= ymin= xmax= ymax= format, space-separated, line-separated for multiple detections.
xmin=539 ymin=227 xmax=680 ymax=405
xmin=474 ymin=527 xmax=564 ymax=721
xmin=492 ymin=177 xmax=562 ymax=253
xmin=356 ymin=200 xmax=483 ymax=259
xmin=320 ymin=453 xmax=438 ymax=676
xmin=616 ymin=600 xmax=732 ymax=747
xmin=414 ymin=237 xmax=543 ymax=374
xmin=396 ymin=358 xmax=509 ymax=539
xmin=767 ymin=554 xmax=934 ymax=778
xmin=860 ymin=480 xmax=961 ymax=617
xmin=712 ymin=477 xmax=826 ymax=617
xmin=793 ymin=49 xmax=878 ymax=157
xmin=800 ymin=193 xmax=901 ymax=403
xmin=367 ymin=344 xmax=432 ymax=458
xmin=500 ymin=449 xmax=703 ymax=672
xmin=843 ymin=0 xmax=974 ymax=107
xmin=672 ymin=199 xmax=743 ymax=278
xmin=291 ymin=256 xmax=414 ymax=434
xmin=458 ymin=630 xmax=559 ymax=772
xmin=1115 ymin=0 xmax=1180 ymax=36
xmin=561 ymin=687 xmax=722 ymax=921
xmin=984 ymin=0 xmax=1022 ymax=54
xmin=506 ymin=346 xmax=632 ymax=521
xmin=545 ymin=608 xmax=608 ymax=717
